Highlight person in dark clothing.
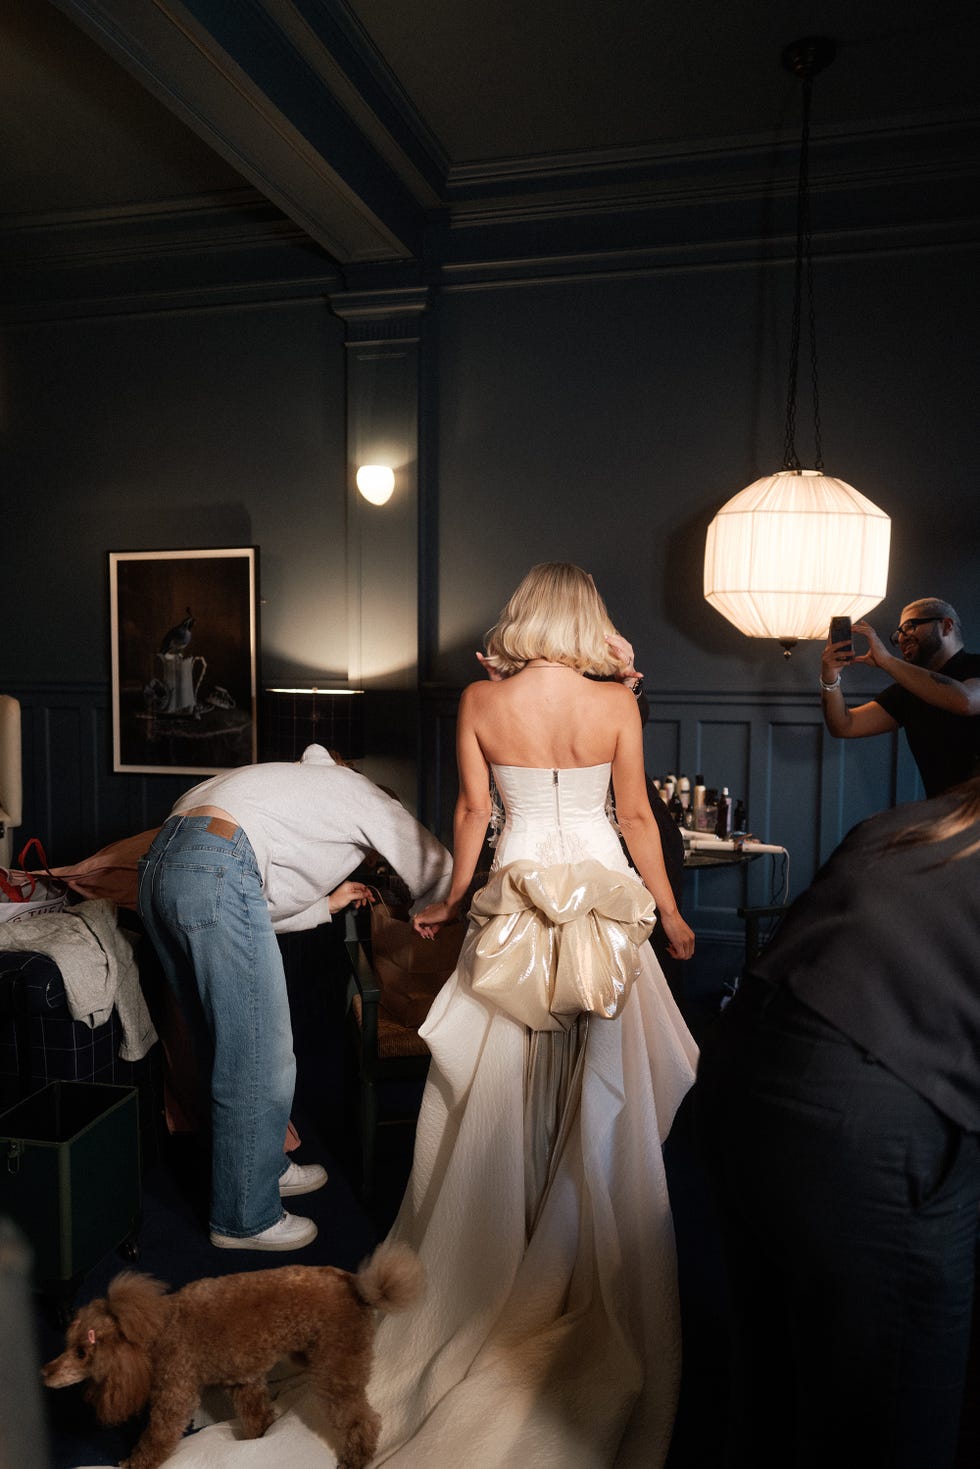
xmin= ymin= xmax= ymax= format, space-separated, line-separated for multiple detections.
xmin=820 ymin=596 xmax=980 ymax=796
xmin=636 ymin=695 xmax=686 ymax=994
xmin=695 ymin=775 xmax=980 ymax=1469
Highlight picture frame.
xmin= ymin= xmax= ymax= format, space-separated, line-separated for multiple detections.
xmin=109 ymin=548 xmax=258 ymax=775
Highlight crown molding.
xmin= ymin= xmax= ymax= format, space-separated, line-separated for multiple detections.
xmin=21 ymin=5 xmax=980 ymax=297
xmin=431 ymin=221 xmax=980 ymax=296
xmin=0 ymin=274 xmax=342 ymax=325
xmin=430 ymin=113 xmax=980 ymax=280
xmin=445 ymin=109 xmax=980 ymax=193
xmin=0 ymin=190 xmax=308 ymax=264
xmin=442 ymin=114 xmax=980 ymax=218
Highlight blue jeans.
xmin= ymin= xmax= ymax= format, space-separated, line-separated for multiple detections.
xmin=138 ymin=816 xmax=295 ymax=1237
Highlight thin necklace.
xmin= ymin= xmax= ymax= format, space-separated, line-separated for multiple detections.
xmin=524 ymin=659 xmax=570 ymax=669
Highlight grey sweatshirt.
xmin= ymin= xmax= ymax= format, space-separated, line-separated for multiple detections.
xmin=172 ymin=745 xmax=452 ymax=933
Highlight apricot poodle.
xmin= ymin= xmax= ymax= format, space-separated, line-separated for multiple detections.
xmin=42 ymin=1240 xmax=423 ymax=1469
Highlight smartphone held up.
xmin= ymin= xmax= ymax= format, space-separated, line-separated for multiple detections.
xmin=829 ymin=615 xmax=852 ymax=659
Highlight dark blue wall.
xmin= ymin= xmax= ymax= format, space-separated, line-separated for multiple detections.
xmin=2 ymin=235 xmax=977 ymax=955
xmin=4 ymin=301 xmax=349 ymax=686
xmin=430 ymin=250 xmax=980 ymax=691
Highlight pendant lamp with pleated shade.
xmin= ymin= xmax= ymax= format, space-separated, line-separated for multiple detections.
xmin=704 ymin=38 xmax=890 ymax=656
xmin=704 ymin=469 xmax=891 ymax=651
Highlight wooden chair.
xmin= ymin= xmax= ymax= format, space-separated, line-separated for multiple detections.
xmin=344 ymin=938 xmax=433 ymax=1198
xmin=343 ymin=874 xmax=486 ymax=1198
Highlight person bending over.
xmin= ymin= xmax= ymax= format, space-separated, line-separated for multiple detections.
xmin=138 ymin=745 xmax=451 ymax=1251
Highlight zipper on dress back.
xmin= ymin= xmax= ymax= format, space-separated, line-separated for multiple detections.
xmin=552 ymin=768 xmax=561 ymax=828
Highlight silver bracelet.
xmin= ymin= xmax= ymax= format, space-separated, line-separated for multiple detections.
xmin=819 ymin=673 xmax=842 ymax=692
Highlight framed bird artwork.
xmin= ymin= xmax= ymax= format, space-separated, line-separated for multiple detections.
xmin=109 ymin=548 xmax=258 ymax=774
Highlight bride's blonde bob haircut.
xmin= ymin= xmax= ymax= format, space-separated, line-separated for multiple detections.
xmin=483 ymin=562 xmax=624 ymax=678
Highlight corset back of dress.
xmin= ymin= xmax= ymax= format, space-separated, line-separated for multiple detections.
xmin=490 ymin=763 xmax=625 ymax=870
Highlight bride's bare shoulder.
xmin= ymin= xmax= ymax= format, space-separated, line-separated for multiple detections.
xmin=584 ymin=677 xmax=635 ymax=704
xmin=460 ymin=678 xmax=497 ymax=708
xmin=586 ymin=678 xmax=640 ymax=725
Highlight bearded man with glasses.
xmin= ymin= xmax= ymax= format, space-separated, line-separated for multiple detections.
xmin=819 ymin=597 xmax=980 ymax=797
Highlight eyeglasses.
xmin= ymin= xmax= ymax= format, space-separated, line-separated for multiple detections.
xmin=889 ymin=616 xmax=942 ymax=648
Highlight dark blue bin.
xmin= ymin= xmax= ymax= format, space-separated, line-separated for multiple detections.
xmin=0 ymin=1081 xmax=140 ymax=1287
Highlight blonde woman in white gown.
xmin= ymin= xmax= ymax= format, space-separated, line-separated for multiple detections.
xmin=151 ymin=564 xmax=697 ymax=1469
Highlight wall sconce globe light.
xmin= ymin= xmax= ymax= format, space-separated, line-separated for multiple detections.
xmin=703 ymin=37 xmax=890 ymax=656
xmin=356 ymin=465 xmax=395 ymax=506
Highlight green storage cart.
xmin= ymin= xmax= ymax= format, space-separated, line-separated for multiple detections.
xmin=0 ymin=1081 xmax=140 ymax=1311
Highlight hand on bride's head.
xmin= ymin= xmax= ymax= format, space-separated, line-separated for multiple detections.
xmin=475 ymin=652 xmax=507 ymax=682
xmin=604 ymin=634 xmax=642 ymax=682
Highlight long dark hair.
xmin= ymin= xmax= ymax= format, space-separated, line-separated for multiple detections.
xmin=888 ymin=773 xmax=980 ymax=862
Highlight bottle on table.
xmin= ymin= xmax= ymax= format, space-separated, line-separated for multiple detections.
xmin=678 ymin=775 xmax=691 ymax=827
xmin=692 ymin=775 xmax=707 ymax=831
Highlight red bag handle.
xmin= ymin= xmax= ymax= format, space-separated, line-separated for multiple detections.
xmin=0 ymin=839 xmax=57 ymax=903
xmin=17 ymin=837 xmax=53 ymax=877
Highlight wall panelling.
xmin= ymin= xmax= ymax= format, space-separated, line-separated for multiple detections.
xmin=421 ymin=684 xmax=919 ymax=952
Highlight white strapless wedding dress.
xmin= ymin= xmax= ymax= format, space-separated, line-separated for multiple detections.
xmin=141 ymin=765 xmax=698 ymax=1469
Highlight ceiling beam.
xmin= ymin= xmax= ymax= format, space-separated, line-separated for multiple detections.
xmin=50 ymin=0 xmax=429 ymax=264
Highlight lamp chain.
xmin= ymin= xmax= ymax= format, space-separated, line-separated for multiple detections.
xmin=781 ymin=72 xmax=823 ymax=473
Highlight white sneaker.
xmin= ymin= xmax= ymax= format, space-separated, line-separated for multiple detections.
xmin=279 ymin=1161 xmax=328 ymax=1196
xmin=210 ymin=1211 xmax=318 ymax=1251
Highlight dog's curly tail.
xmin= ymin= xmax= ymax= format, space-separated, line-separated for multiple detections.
xmin=355 ymin=1240 xmax=424 ymax=1314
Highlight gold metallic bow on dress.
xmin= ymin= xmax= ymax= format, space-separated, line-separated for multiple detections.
xmin=459 ymin=859 xmax=657 ymax=1031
